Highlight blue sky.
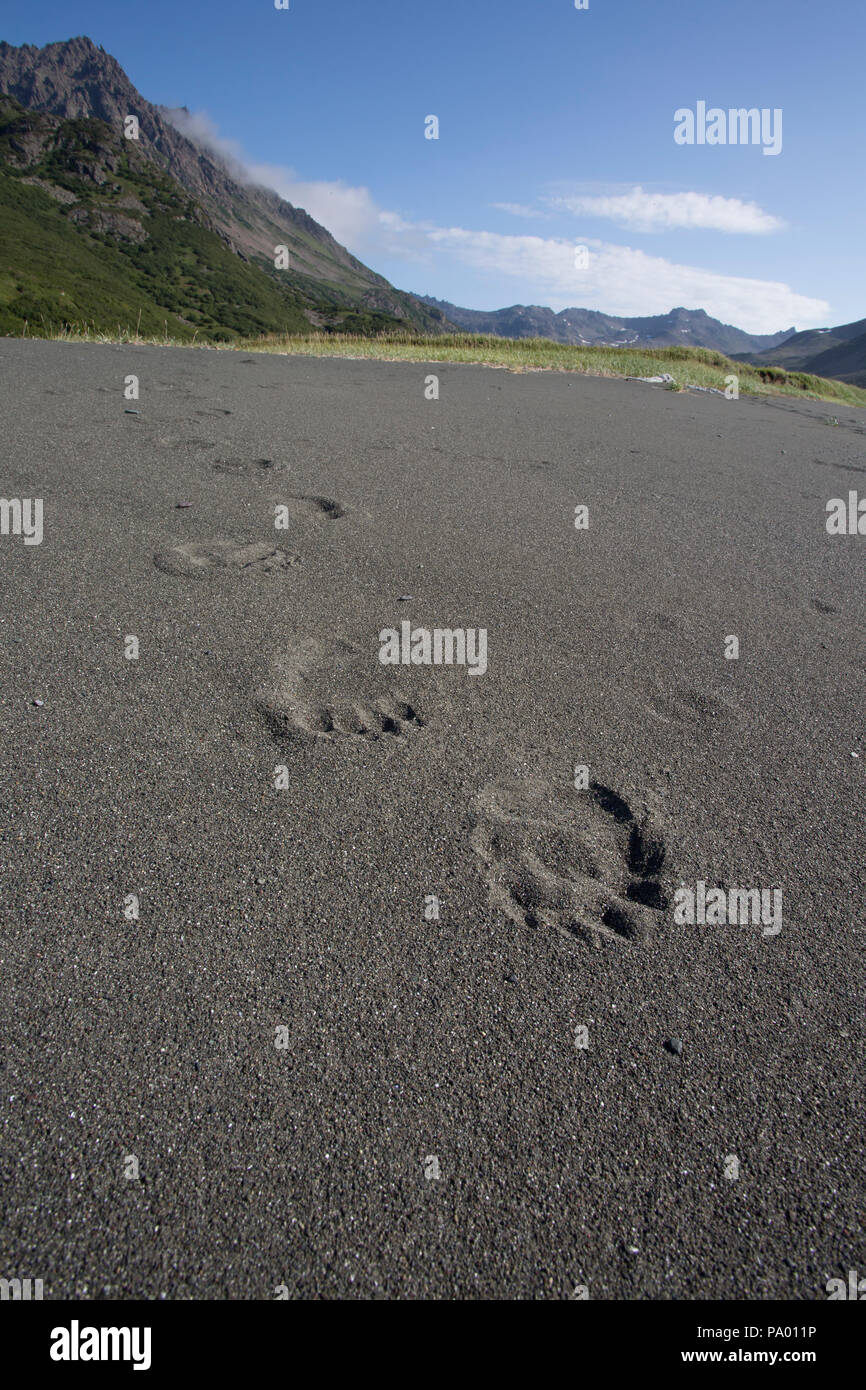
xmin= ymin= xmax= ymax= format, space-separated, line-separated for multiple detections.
xmin=4 ymin=0 xmax=864 ymax=331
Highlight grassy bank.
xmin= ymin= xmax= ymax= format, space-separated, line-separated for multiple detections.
xmin=9 ymin=323 xmax=866 ymax=407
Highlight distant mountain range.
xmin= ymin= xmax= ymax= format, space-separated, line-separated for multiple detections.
xmin=418 ymin=299 xmax=866 ymax=385
xmin=0 ymin=35 xmax=449 ymax=338
xmin=419 ymin=297 xmax=795 ymax=357
xmin=732 ymin=318 xmax=866 ymax=389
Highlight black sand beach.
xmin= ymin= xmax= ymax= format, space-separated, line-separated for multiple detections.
xmin=1 ymin=338 xmax=863 ymax=1298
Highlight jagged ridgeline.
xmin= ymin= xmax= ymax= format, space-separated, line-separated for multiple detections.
xmin=0 ymin=36 xmax=449 ymax=340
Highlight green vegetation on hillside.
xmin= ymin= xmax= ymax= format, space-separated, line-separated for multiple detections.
xmin=0 ymin=98 xmax=421 ymax=340
xmin=0 ymin=169 xmax=187 ymax=338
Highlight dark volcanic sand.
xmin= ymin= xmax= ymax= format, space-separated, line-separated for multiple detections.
xmin=0 ymin=338 xmax=863 ymax=1299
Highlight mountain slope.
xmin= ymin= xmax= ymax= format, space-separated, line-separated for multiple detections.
xmin=419 ymin=297 xmax=794 ymax=356
xmin=0 ymin=35 xmax=448 ymax=335
xmin=733 ymin=317 xmax=866 ymax=388
xmin=798 ymin=329 xmax=866 ymax=388
xmin=0 ymin=96 xmax=320 ymax=339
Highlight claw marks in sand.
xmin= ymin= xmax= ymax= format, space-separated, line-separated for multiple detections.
xmin=471 ymin=777 xmax=672 ymax=946
xmin=255 ymin=637 xmax=425 ymax=743
xmin=153 ymin=539 xmax=299 ymax=577
xmin=275 ymin=494 xmax=348 ymax=522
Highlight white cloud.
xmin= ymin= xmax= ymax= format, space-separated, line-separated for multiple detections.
xmin=162 ymin=109 xmax=824 ymax=332
xmin=548 ymin=186 xmax=784 ymax=234
xmin=162 ymin=108 xmax=247 ymax=173
xmin=163 ymin=106 xmax=389 ymax=251
xmin=247 ymin=163 xmax=389 ymax=250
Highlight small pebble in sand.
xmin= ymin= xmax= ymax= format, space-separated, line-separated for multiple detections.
xmin=398 ymin=595 xmax=413 ymax=601
xmin=31 ymin=698 xmax=44 ymax=707
xmin=665 ymin=1038 xmax=683 ymax=1056
xmin=176 ymin=502 xmax=193 ymax=509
